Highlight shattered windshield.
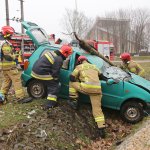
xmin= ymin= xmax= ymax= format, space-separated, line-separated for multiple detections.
xmin=102 ymin=63 xmax=131 ymax=81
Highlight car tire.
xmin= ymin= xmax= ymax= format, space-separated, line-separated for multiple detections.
xmin=27 ymin=80 xmax=47 ymax=99
xmin=120 ymin=101 xmax=144 ymax=124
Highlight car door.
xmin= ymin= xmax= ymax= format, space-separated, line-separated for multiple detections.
xmin=59 ymin=52 xmax=77 ymax=98
xmin=101 ymin=66 xmax=130 ymax=109
xmin=101 ymin=80 xmax=124 ymax=109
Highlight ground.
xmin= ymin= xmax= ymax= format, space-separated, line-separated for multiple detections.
xmin=0 ymin=100 xmax=135 ymax=150
xmin=0 ymin=56 xmax=150 ymax=150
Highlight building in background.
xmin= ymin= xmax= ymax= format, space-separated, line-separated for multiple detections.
xmin=85 ymin=17 xmax=149 ymax=55
xmin=85 ymin=17 xmax=131 ymax=54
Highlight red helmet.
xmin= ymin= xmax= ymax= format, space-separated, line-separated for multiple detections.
xmin=120 ymin=53 xmax=131 ymax=61
xmin=1 ymin=26 xmax=15 ymax=38
xmin=77 ymin=56 xmax=88 ymax=63
xmin=59 ymin=44 xmax=73 ymax=58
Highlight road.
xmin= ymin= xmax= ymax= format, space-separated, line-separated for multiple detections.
xmin=112 ymin=60 xmax=150 ymax=63
xmin=116 ymin=118 xmax=150 ymax=150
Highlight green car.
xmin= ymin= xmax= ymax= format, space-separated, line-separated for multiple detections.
xmin=21 ymin=21 xmax=150 ymax=124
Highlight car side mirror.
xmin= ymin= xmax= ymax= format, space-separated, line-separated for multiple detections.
xmin=107 ymin=79 xmax=114 ymax=85
xmin=107 ymin=79 xmax=120 ymax=85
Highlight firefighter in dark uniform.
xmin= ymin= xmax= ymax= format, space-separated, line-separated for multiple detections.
xmin=31 ymin=45 xmax=73 ymax=109
xmin=0 ymin=26 xmax=32 ymax=103
xmin=68 ymin=56 xmax=106 ymax=138
xmin=120 ymin=52 xmax=145 ymax=77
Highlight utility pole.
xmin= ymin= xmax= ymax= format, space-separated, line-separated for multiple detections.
xmin=5 ymin=0 xmax=10 ymax=25
xmin=75 ymin=0 xmax=78 ymax=12
xmin=19 ymin=0 xmax=24 ymax=33
xmin=18 ymin=0 xmax=25 ymax=54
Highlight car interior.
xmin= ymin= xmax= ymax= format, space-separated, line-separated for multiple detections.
xmin=62 ymin=53 xmax=80 ymax=70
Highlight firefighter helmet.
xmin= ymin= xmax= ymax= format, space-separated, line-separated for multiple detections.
xmin=59 ymin=44 xmax=73 ymax=58
xmin=120 ymin=53 xmax=131 ymax=61
xmin=77 ymin=56 xmax=88 ymax=63
xmin=1 ymin=26 xmax=15 ymax=38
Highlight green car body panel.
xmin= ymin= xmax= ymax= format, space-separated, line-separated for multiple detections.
xmin=21 ymin=21 xmax=150 ymax=111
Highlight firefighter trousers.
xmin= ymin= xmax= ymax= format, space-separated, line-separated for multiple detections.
xmin=69 ymin=82 xmax=105 ymax=128
xmin=0 ymin=68 xmax=25 ymax=100
xmin=42 ymin=80 xmax=60 ymax=102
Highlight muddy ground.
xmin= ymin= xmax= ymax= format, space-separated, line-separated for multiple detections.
xmin=0 ymin=99 xmax=135 ymax=150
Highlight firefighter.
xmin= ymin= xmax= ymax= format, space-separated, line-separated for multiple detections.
xmin=120 ymin=52 xmax=145 ymax=77
xmin=31 ymin=44 xmax=73 ymax=109
xmin=0 ymin=26 xmax=32 ymax=103
xmin=68 ymin=56 xmax=106 ymax=138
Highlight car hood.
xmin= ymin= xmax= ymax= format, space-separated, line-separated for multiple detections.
xmin=129 ymin=74 xmax=150 ymax=92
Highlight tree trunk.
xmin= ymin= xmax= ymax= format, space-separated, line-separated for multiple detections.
xmin=74 ymin=32 xmax=115 ymax=66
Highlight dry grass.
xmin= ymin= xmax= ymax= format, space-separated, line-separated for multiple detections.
xmin=139 ymin=62 xmax=150 ymax=80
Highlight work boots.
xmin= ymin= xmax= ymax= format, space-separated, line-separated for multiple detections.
xmin=43 ymin=100 xmax=58 ymax=110
xmin=17 ymin=97 xmax=33 ymax=104
xmin=67 ymin=98 xmax=78 ymax=110
xmin=98 ymin=128 xmax=106 ymax=139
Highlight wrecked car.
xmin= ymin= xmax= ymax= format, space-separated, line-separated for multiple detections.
xmin=21 ymin=21 xmax=150 ymax=124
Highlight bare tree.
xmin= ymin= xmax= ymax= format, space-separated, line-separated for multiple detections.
xmin=130 ymin=9 xmax=150 ymax=53
xmin=144 ymin=23 xmax=150 ymax=52
xmin=62 ymin=9 xmax=93 ymax=40
xmin=99 ymin=8 xmax=150 ymax=54
xmin=104 ymin=9 xmax=130 ymax=54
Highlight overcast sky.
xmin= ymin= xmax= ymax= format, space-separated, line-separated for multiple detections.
xmin=0 ymin=0 xmax=150 ymax=40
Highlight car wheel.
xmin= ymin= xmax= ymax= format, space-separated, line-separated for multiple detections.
xmin=120 ymin=101 xmax=144 ymax=124
xmin=27 ymin=80 xmax=46 ymax=99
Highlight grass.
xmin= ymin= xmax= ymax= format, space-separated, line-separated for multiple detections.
xmin=132 ymin=56 xmax=150 ymax=61
xmin=48 ymin=131 xmax=77 ymax=149
xmin=139 ymin=62 xmax=150 ymax=79
xmin=0 ymin=99 xmax=43 ymax=129
xmin=77 ymin=132 xmax=91 ymax=145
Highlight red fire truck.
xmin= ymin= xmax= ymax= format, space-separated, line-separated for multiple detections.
xmin=9 ymin=33 xmax=35 ymax=69
xmin=9 ymin=33 xmax=62 ymax=69
xmin=87 ymin=40 xmax=114 ymax=60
